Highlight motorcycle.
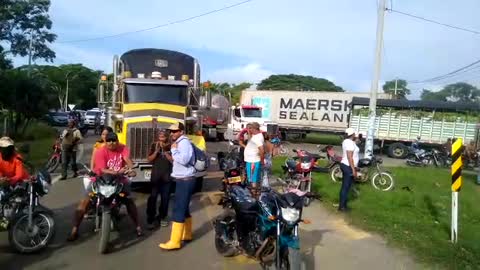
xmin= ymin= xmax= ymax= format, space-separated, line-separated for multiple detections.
xmin=79 ymin=164 xmax=136 ymax=254
xmin=45 ymin=137 xmax=62 ymax=173
xmin=271 ymin=136 xmax=289 ymax=157
xmin=406 ymin=147 xmax=446 ymax=167
xmin=0 ymin=151 xmax=55 ymax=253
xmin=331 ymin=156 xmax=395 ymax=191
xmin=217 ymin=140 xmax=242 ymax=172
xmin=278 ymin=149 xmax=319 ymax=207
xmin=214 ymin=186 xmax=310 ymax=270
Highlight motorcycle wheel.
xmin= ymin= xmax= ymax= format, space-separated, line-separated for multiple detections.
xmin=214 ymin=210 xmax=237 ymax=257
xmin=371 ymin=172 xmax=395 ymax=191
xmin=329 ymin=165 xmax=342 ymax=183
xmin=46 ymin=155 xmax=60 ymax=173
xmin=99 ymin=210 xmax=111 ymax=254
xmin=264 ymin=247 xmax=306 ymax=270
xmin=8 ymin=211 xmax=55 ymax=254
xmin=300 ymin=180 xmax=312 ymax=207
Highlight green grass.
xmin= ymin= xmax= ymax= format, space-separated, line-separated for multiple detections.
xmin=272 ymin=158 xmax=480 ymax=270
xmin=18 ymin=138 xmax=56 ymax=168
xmin=288 ymin=133 xmax=343 ymax=145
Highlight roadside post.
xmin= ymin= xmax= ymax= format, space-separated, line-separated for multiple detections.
xmin=451 ymin=138 xmax=463 ymax=244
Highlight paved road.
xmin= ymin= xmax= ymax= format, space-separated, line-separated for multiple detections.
xmin=0 ymin=134 xmax=418 ymax=270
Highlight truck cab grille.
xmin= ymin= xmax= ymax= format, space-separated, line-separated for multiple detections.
xmin=127 ymin=122 xmax=170 ymax=162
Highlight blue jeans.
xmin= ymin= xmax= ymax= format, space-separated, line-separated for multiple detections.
xmin=172 ymin=177 xmax=196 ymax=223
xmin=339 ymin=163 xmax=354 ymax=209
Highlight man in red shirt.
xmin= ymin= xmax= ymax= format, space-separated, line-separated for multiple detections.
xmin=0 ymin=137 xmax=29 ymax=187
xmin=67 ymin=132 xmax=143 ymax=241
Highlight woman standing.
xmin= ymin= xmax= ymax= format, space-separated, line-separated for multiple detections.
xmin=339 ymin=128 xmax=359 ymax=212
xmin=90 ymin=126 xmax=114 ymax=170
xmin=146 ymin=130 xmax=173 ymax=229
xmin=262 ymin=133 xmax=274 ymax=187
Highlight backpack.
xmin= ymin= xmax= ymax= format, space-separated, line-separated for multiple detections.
xmin=190 ymin=142 xmax=208 ymax=172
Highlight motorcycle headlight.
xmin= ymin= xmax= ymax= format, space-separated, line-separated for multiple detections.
xmin=281 ymin=207 xmax=300 ymax=224
xmin=98 ymin=185 xmax=116 ymax=197
xmin=300 ymin=162 xmax=311 ymax=170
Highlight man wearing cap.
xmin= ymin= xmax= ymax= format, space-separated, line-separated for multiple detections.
xmin=60 ymin=120 xmax=83 ymax=180
xmin=339 ymin=128 xmax=360 ymax=212
xmin=0 ymin=137 xmax=29 ymax=187
xmin=159 ymin=122 xmax=196 ymax=250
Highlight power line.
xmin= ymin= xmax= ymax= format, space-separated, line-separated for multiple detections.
xmin=386 ymin=8 xmax=480 ymax=35
xmin=409 ymin=59 xmax=480 ymax=84
xmin=58 ymin=0 xmax=253 ymax=44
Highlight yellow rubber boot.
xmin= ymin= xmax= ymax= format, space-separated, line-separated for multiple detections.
xmin=182 ymin=217 xmax=192 ymax=241
xmin=159 ymin=222 xmax=184 ymax=250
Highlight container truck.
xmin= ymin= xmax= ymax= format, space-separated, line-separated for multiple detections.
xmin=97 ymin=48 xmax=224 ymax=184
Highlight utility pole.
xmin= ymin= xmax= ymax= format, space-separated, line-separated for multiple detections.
xmin=394 ymin=78 xmax=398 ymax=98
xmin=365 ymin=0 xmax=387 ymax=159
xmin=27 ymin=31 xmax=33 ymax=77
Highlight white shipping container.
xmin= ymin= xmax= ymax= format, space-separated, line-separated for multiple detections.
xmin=241 ymin=90 xmax=389 ymax=133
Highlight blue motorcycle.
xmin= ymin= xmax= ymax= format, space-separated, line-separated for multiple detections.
xmin=214 ymin=185 xmax=309 ymax=269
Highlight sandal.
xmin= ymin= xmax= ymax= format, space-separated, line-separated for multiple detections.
xmin=136 ymin=227 xmax=144 ymax=237
xmin=67 ymin=232 xmax=79 ymax=242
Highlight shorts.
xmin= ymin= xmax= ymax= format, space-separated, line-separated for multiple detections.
xmin=246 ymin=162 xmax=261 ymax=184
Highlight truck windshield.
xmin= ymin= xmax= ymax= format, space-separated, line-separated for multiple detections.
xmin=124 ymin=83 xmax=188 ymax=105
xmin=243 ymin=109 xmax=262 ymax=118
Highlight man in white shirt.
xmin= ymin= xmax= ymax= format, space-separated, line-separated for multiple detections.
xmin=244 ymin=122 xmax=264 ymax=188
xmin=339 ymin=127 xmax=360 ymax=212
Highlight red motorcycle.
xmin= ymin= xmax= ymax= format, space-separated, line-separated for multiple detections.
xmin=45 ymin=138 xmax=62 ymax=173
xmin=278 ymin=149 xmax=319 ymax=206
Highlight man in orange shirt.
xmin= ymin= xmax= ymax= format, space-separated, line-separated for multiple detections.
xmin=0 ymin=137 xmax=29 ymax=187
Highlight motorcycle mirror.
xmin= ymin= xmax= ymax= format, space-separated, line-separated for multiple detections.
xmin=18 ymin=144 xmax=30 ymax=155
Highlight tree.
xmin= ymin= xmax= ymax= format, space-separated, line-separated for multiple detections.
xmin=35 ymin=64 xmax=102 ymax=110
xmin=420 ymin=82 xmax=480 ymax=102
xmin=0 ymin=0 xmax=57 ymax=62
xmin=257 ymin=74 xmax=344 ymax=92
xmin=382 ymin=79 xmax=410 ymax=99
xmin=202 ymin=81 xmax=252 ymax=105
xmin=0 ymin=68 xmax=55 ymax=135
xmin=442 ymin=82 xmax=480 ymax=102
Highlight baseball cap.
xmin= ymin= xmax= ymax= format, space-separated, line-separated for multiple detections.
xmin=167 ymin=122 xmax=185 ymax=131
xmin=105 ymin=132 xmax=118 ymax=142
xmin=0 ymin=137 xmax=14 ymax=147
xmin=345 ymin=128 xmax=356 ymax=137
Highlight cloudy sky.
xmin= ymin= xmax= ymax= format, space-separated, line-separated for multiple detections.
xmin=12 ymin=0 xmax=480 ymax=98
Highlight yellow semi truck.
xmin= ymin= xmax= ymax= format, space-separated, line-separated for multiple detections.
xmin=97 ymin=48 xmax=210 ymax=184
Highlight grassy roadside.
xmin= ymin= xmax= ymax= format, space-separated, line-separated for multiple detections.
xmin=14 ymin=121 xmax=58 ymax=167
xmin=272 ymin=157 xmax=480 ymax=269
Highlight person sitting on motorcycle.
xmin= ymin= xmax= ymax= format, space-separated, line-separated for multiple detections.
xmin=465 ymin=141 xmax=478 ymax=163
xmin=442 ymin=138 xmax=452 ymax=156
xmin=90 ymin=126 xmax=114 ymax=170
xmin=0 ymin=137 xmax=29 ymax=187
xmin=67 ymin=132 xmax=143 ymax=241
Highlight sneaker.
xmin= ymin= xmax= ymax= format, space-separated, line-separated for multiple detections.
xmin=160 ymin=219 xmax=169 ymax=227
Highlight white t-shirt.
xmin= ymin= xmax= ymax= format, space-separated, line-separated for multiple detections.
xmin=341 ymin=139 xmax=359 ymax=167
xmin=244 ymin=133 xmax=265 ymax=163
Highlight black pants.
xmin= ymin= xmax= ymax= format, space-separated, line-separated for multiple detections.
xmin=62 ymin=150 xmax=77 ymax=178
xmin=339 ymin=163 xmax=354 ymax=209
xmin=146 ymin=174 xmax=171 ymax=224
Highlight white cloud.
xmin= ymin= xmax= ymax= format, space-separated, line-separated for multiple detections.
xmin=207 ymin=63 xmax=273 ymax=84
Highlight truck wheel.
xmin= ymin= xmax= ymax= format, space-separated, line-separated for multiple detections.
xmin=217 ymin=133 xmax=225 ymax=141
xmin=388 ymin=143 xmax=408 ymax=159
xmin=280 ymin=132 xmax=287 ymax=141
